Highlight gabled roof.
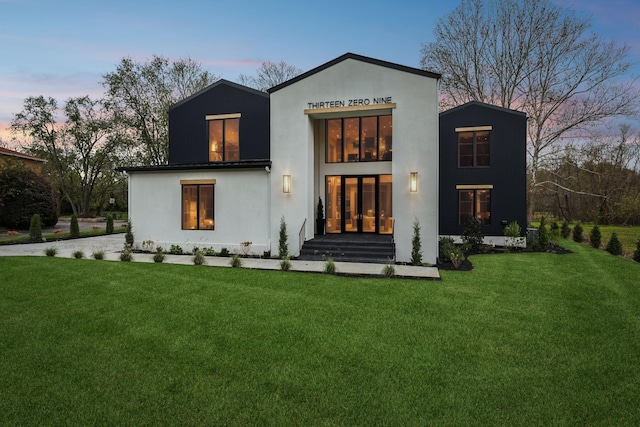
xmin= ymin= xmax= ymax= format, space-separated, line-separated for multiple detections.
xmin=268 ymin=52 xmax=441 ymax=94
xmin=169 ymin=79 xmax=269 ymax=111
xmin=117 ymin=159 xmax=271 ymax=173
xmin=440 ymin=100 xmax=526 ymax=117
xmin=0 ymin=147 xmax=47 ymax=162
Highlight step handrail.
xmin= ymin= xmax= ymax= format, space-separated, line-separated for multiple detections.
xmin=298 ymin=219 xmax=306 ymax=253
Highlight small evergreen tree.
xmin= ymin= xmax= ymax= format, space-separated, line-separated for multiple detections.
xmin=461 ymin=217 xmax=484 ymax=255
xmin=70 ymin=214 xmax=80 ymax=238
xmin=29 ymin=214 xmax=42 ymax=241
xmin=549 ymin=222 xmax=560 ymax=243
xmin=605 ymin=232 xmax=623 ymax=256
xmin=411 ymin=218 xmax=423 ymax=266
xmin=106 ymin=214 xmax=114 ymax=234
xmin=633 ymin=239 xmax=640 ymax=263
xmin=560 ymin=221 xmax=571 ymax=239
xmin=533 ymin=216 xmax=550 ymax=251
xmin=278 ymin=216 xmax=288 ymax=258
xmin=589 ymin=225 xmax=602 ymax=249
xmin=125 ymin=219 xmax=134 ymax=246
xmin=572 ymin=223 xmax=584 ymax=243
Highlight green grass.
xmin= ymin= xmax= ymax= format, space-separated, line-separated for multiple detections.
xmin=0 ymin=228 xmax=126 ymax=244
xmin=1 ymin=242 xmax=639 ymax=425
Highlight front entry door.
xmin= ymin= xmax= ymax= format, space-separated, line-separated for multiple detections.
xmin=344 ymin=176 xmax=377 ymax=233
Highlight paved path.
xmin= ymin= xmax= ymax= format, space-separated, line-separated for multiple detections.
xmin=0 ymin=235 xmax=440 ymax=279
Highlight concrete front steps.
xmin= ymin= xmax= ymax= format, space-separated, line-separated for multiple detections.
xmin=298 ymin=234 xmax=395 ymax=264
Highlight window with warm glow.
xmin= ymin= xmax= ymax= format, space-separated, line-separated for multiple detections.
xmin=458 ymin=130 xmax=490 ymax=167
xmin=459 ymin=189 xmax=491 ymax=225
xmin=182 ymin=184 xmax=215 ymax=230
xmin=209 ymin=118 xmax=239 ymax=162
xmin=326 ymin=115 xmax=392 ymax=163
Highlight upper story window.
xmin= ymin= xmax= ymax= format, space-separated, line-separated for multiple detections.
xmin=326 ymin=115 xmax=392 ymax=163
xmin=457 ymin=126 xmax=491 ymax=167
xmin=207 ymin=114 xmax=240 ymax=162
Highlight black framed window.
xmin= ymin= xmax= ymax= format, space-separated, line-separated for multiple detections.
xmin=458 ymin=130 xmax=489 ymax=167
xmin=326 ymin=115 xmax=392 ymax=163
xmin=209 ymin=118 xmax=239 ymax=162
xmin=459 ymin=189 xmax=491 ymax=225
xmin=182 ymin=184 xmax=215 ymax=230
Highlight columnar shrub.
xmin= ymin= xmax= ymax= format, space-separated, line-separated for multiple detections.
xmin=411 ymin=218 xmax=422 ymax=266
xmin=278 ymin=216 xmax=288 ymax=259
xmin=125 ymin=219 xmax=134 ymax=246
xmin=561 ymin=221 xmax=571 ymax=239
xmin=589 ymin=225 xmax=602 ymax=249
xmin=70 ymin=214 xmax=80 ymax=238
xmin=606 ymin=233 xmax=623 ymax=256
xmin=461 ymin=217 xmax=484 ymax=255
xmin=106 ymin=214 xmax=114 ymax=234
xmin=634 ymin=239 xmax=640 ymax=263
xmin=280 ymin=256 xmax=291 ymax=271
xmin=120 ymin=244 xmax=133 ymax=262
xmin=535 ymin=216 xmax=550 ymax=251
xmin=29 ymin=213 xmax=42 ymax=241
xmin=572 ymin=223 xmax=584 ymax=243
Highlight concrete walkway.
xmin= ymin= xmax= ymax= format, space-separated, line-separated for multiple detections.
xmin=0 ymin=234 xmax=440 ymax=279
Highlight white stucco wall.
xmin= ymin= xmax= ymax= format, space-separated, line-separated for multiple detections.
xmin=127 ymin=168 xmax=271 ymax=255
xmin=270 ymin=58 xmax=439 ymax=263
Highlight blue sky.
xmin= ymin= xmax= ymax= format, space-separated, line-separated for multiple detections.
xmin=1 ymin=0 xmax=639 ymax=142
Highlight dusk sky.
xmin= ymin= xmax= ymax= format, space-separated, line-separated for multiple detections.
xmin=1 ymin=0 xmax=639 ymax=143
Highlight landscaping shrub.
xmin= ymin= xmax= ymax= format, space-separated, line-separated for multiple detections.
xmin=44 ymin=247 xmax=57 ymax=257
xmin=29 ymin=213 xmax=42 ymax=241
xmin=106 ymin=214 xmax=114 ymax=234
xmin=125 ymin=219 xmax=134 ymax=246
xmin=169 ymin=245 xmax=183 ymax=255
xmin=0 ymin=166 xmax=57 ymax=229
xmin=634 ymin=239 xmax=640 ymax=263
xmin=324 ymin=257 xmax=336 ymax=274
xmin=550 ymin=222 xmax=560 ymax=243
xmin=461 ymin=217 xmax=484 ymax=255
xmin=192 ymin=249 xmax=206 ymax=265
xmin=589 ymin=225 xmax=602 ymax=249
xmin=606 ymin=232 xmax=623 ymax=256
xmin=230 ymin=253 xmax=242 ymax=268
xmin=503 ymin=221 xmax=522 ymax=251
xmin=411 ymin=218 xmax=423 ymax=265
xmin=280 ymin=256 xmax=291 ymax=271
xmin=533 ymin=216 xmax=550 ymax=251
xmin=92 ymin=250 xmax=105 ymax=260
xmin=381 ymin=263 xmax=395 ymax=278
xmin=153 ymin=247 xmax=165 ymax=263
xmin=450 ymin=247 xmax=464 ymax=269
xmin=219 ymin=247 xmax=229 ymax=256
xmin=561 ymin=221 xmax=571 ymax=239
xmin=70 ymin=214 xmax=80 ymax=238
xmin=278 ymin=216 xmax=288 ymax=258
xmin=572 ymin=223 xmax=584 ymax=243
xmin=439 ymin=237 xmax=455 ymax=263
xmin=72 ymin=250 xmax=84 ymax=259
xmin=120 ymin=244 xmax=133 ymax=262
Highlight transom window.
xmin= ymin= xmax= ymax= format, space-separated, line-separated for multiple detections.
xmin=459 ymin=189 xmax=491 ymax=225
xmin=458 ymin=129 xmax=490 ymax=167
xmin=209 ymin=117 xmax=239 ymax=162
xmin=182 ymin=181 xmax=215 ymax=230
xmin=326 ymin=115 xmax=392 ymax=163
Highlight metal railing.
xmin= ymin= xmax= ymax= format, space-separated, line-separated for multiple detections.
xmin=298 ymin=219 xmax=306 ymax=253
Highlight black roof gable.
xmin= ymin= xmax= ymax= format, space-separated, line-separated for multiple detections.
xmin=440 ymin=100 xmax=526 ymax=117
xmin=268 ymin=53 xmax=441 ymax=94
xmin=170 ymin=79 xmax=269 ymax=111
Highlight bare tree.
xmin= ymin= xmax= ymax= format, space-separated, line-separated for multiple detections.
xmin=102 ymin=55 xmax=218 ymax=165
xmin=238 ymin=61 xmax=302 ymax=92
xmin=421 ymin=0 xmax=639 ymax=223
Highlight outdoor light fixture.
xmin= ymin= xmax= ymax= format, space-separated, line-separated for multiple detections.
xmin=410 ymin=172 xmax=418 ymax=192
xmin=283 ymin=174 xmax=291 ymax=193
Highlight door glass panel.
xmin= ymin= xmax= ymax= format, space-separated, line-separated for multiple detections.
xmin=326 ymin=176 xmax=341 ymax=233
xmin=345 ymin=177 xmax=358 ymax=232
xmin=379 ymin=175 xmax=393 ymax=234
xmin=362 ymin=177 xmax=376 ymax=233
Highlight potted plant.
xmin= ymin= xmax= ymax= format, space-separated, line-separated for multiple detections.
xmin=316 ymin=197 xmax=325 ymax=235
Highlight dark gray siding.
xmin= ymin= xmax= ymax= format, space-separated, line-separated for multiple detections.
xmin=439 ymin=101 xmax=527 ymax=236
xmin=168 ymin=80 xmax=270 ymax=164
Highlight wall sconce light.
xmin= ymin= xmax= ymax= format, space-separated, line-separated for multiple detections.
xmin=410 ymin=172 xmax=418 ymax=193
xmin=283 ymin=174 xmax=291 ymax=193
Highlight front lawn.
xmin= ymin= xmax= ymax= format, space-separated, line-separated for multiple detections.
xmin=1 ymin=241 xmax=639 ymax=425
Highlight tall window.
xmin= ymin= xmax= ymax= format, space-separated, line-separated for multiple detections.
xmin=209 ymin=118 xmax=239 ymax=162
xmin=459 ymin=189 xmax=491 ymax=225
xmin=182 ymin=183 xmax=215 ymax=230
xmin=326 ymin=115 xmax=392 ymax=163
xmin=458 ymin=130 xmax=490 ymax=167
